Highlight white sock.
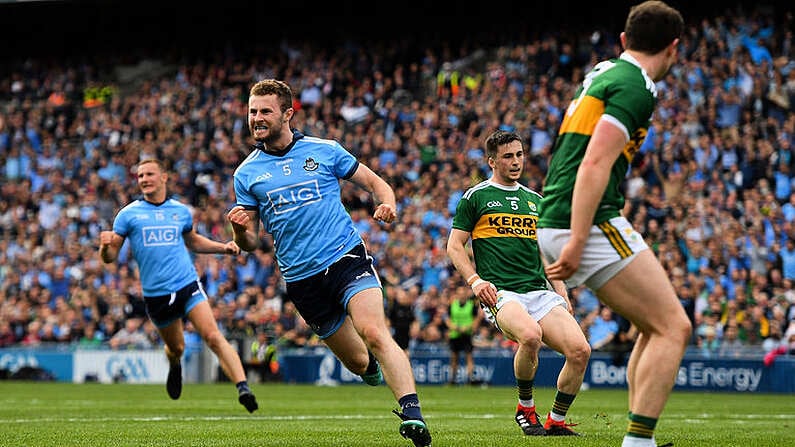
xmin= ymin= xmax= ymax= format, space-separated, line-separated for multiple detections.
xmin=549 ymin=411 xmax=566 ymax=422
xmin=518 ymin=398 xmax=535 ymax=408
xmin=621 ymin=436 xmax=655 ymax=447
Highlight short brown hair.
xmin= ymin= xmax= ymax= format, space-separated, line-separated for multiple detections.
xmin=624 ymin=1 xmax=684 ymax=54
xmin=485 ymin=130 xmax=523 ymax=159
xmin=249 ymin=79 xmax=293 ymax=113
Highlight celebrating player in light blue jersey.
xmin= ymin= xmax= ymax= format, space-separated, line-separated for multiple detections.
xmin=227 ymin=79 xmax=430 ymax=447
xmin=99 ymin=159 xmax=258 ymax=413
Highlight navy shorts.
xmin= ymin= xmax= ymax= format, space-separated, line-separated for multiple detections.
xmin=449 ymin=334 xmax=473 ymax=353
xmin=286 ymin=244 xmax=382 ymax=339
xmin=144 ymin=280 xmax=207 ymax=329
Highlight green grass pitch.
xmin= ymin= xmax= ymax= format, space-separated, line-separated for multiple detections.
xmin=1 ymin=382 xmax=792 ymax=446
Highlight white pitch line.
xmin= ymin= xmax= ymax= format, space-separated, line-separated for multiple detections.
xmin=4 ymin=412 xmax=794 ymax=425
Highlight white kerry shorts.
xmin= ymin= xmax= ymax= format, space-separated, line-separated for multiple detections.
xmin=481 ymin=289 xmax=567 ymax=330
xmin=537 ymin=216 xmax=649 ymax=290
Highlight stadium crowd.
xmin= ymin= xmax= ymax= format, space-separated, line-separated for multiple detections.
xmin=1 ymin=3 xmax=795 ymax=368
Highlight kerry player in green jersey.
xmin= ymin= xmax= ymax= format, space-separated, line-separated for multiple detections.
xmin=537 ymin=2 xmax=690 ymax=446
xmin=447 ymin=130 xmax=590 ymax=437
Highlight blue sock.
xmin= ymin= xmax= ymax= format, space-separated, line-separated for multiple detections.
xmin=236 ymin=381 xmax=250 ymax=394
xmin=398 ymin=393 xmax=423 ymax=420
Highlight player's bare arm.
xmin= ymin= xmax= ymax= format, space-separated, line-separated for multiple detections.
xmin=226 ymin=206 xmax=260 ymax=252
xmin=184 ymin=230 xmax=241 ymax=255
xmin=446 ymin=228 xmax=498 ymax=307
xmin=98 ymin=231 xmax=124 ymax=264
xmin=546 ymin=119 xmax=626 ymax=281
xmin=348 ymin=163 xmax=397 ymax=223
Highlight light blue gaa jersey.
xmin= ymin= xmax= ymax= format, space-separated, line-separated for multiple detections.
xmin=112 ymin=198 xmax=197 ymax=296
xmin=233 ymin=131 xmax=363 ymax=282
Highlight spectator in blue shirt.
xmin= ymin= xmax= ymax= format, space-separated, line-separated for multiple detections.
xmin=584 ymin=306 xmax=619 ymax=351
xmin=779 ymin=239 xmax=795 ymax=281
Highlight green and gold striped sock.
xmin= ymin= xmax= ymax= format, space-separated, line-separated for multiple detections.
xmin=517 ymin=379 xmax=534 ymax=402
xmin=550 ymin=390 xmax=576 ymax=419
xmin=626 ymin=412 xmax=657 ymax=439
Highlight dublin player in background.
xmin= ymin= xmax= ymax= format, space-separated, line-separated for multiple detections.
xmin=99 ymin=158 xmax=258 ymax=413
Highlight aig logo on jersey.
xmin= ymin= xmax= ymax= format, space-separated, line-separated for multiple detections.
xmin=267 ymin=180 xmax=322 ymax=214
xmin=142 ymin=225 xmax=180 ymax=246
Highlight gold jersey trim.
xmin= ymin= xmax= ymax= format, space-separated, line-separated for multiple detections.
xmin=559 ymin=95 xmax=604 ymax=136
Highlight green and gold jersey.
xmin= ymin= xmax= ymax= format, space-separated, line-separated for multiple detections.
xmin=451 ymin=180 xmax=548 ymax=293
xmin=538 ymin=53 xmax=657 ymax=229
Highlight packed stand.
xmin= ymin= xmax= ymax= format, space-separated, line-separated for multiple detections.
xmin=0 ymin=4 xmax=794 ymax=366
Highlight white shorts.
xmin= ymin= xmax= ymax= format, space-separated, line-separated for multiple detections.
xmin=537 ymin=216 xmax=648 ymax=290
xmin=481 ymin=289 xmax=567 ymax=332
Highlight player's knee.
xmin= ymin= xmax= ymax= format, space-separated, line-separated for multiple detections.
xmin=673 ymin=316 xmax=693 ymax=347
xmin=567 ymin=341 xmax=591 ymax=370
xmin=650 ymin=314 xmax=691 ymax=348
xmin=515 ymin=328 xmax=543 ymax=351
xmin=167 ymin=343 xmax=185 ymax=358
xmin=358 ymin=324 xmax=388 ymax=350
xmin=203 ymin=330 xmax=226 ymax=352
xmin=342 ymin=353 xmax=370 ymax=374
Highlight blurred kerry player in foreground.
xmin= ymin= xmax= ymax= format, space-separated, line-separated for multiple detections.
xmin=537 ymin=2 xmax=690 ymax=446
xmin=227 ymin=79 xmax=431 ymax=447
xmin=99 ymin=158 xmax=258 ymax=413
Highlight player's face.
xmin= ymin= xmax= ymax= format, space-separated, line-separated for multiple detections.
xmin=489 ymin=140 xmax=524 ymax=186
xmin=137 ymin=163 xmax=166 ymax=197
xmin=248 ymin=94 xmax=290 ymax=144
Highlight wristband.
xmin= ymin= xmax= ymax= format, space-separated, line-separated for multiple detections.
xmin=466 ymin=273 xmax=480 ymax=286
xmin=470 ymin=278 xmax=486 ymax=291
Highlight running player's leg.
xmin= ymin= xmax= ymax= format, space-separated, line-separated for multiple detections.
xmin=157 ymin=320 xmax=185 ymax=400
xmin=345 ymin=288 xmax=418 ymax=401
xmin=356 ymin=289 xmax=431 ymax=446
xmin=158 ymin=319 xmax=185 ymax=364
xmin=188 ymin=300 xmax=258 ymax=412
xmin=596 ymin=250 xmax=691 ymax=444
xmin=145 ymin=293 xmax=186 ymax=400
xmin=189 ymin=300 xmax=247 ymax=383
xmin=323 ymin=316 xmax=373 ymax=377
